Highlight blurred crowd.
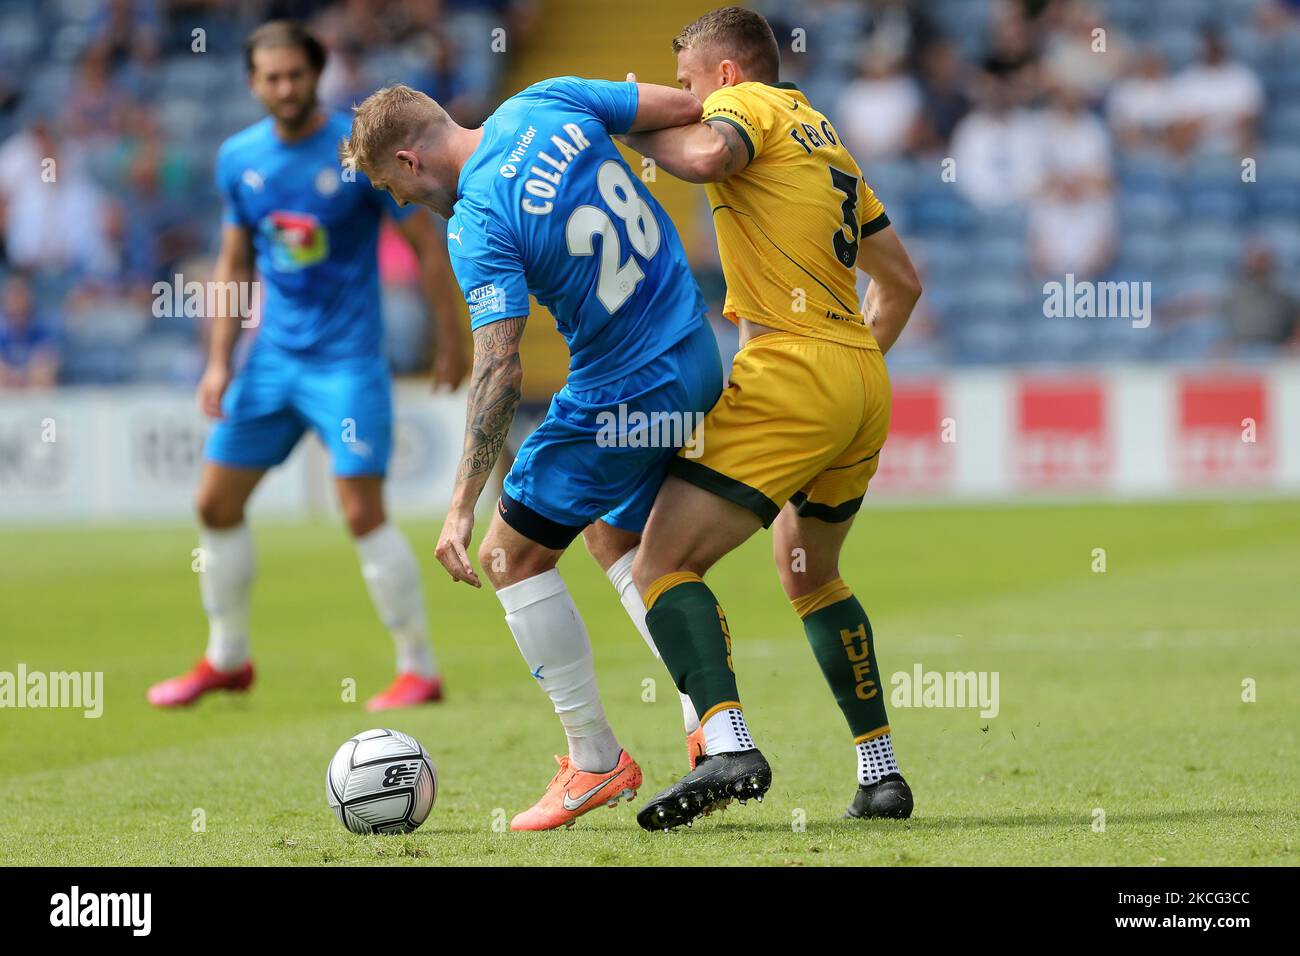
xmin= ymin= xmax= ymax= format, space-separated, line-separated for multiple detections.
xmin=0 ymin=0 xmax=531 ymax=389
xmin=751 ymin=0 xmax=1300 ymax=366
xmin=2 ymin=0 xmax=1299 ymax=390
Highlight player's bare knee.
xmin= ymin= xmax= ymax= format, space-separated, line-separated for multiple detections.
xmin=582 ymin=522 xmax=640 ymax=572
xmin=343 ymin=500 xmax=384 ymax=538
xmin=631 ymin=549 xmax=664 ymax=597
xmin=632 ymin=547 xmax=707 ymax=597
xmin=482 ymin=541 xmax=556 ymax=589
xmin=478 ymin=529 xmax=549 ymax=588
xmin=195 ymin=491 xmax=242 ymax=530
xmin=778 ymin=558 xmax=840 ymax=601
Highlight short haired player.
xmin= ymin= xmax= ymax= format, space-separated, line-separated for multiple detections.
xmin=618 ymin=7 xmax=924 ymax=829
xmin=343 ymin=76 xmax=722 ymax=829
xmin=148 ymin=22 xmax=465 ymax=712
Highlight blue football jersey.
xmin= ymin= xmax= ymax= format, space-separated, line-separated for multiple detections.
xmin=215 ymin=113 xmax=417 ymax=359
xmin=447 ymin=77 xmax=706 ymax=390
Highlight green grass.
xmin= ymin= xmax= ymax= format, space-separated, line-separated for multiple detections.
xmin=1 ymin=499 xmax=1297 ymax=866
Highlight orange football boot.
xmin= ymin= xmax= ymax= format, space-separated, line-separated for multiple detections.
xmin=510 ymin=750 xmax=642 ymax=831
xmin=686 ymin=726 xmax=706 ymax=769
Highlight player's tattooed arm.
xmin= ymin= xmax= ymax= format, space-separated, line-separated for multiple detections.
xmin=863 ymin=284 xmax=884 ymax=333
xmin=436 ymin=315 xmax=526 ymax=587
xmin=704 ymin=119 xmax=753 ymax=178
xmin=453 ymin=315 xmax=526 ymax=500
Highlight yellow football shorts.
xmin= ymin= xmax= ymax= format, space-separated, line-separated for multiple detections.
xmin=669 ymin=332 xmax=891 ymax=527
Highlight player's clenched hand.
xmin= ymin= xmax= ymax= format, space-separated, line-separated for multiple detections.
xmin=435 ymin=508 xmax=480 ymax=587
xmin=196 ymin=364 xmax=231 ymax=419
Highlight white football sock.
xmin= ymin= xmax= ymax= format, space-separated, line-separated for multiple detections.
xmin=856 ymin=732 xmax=900 ymax=786
xmin=497 ymin=569 xmax=621 ymax=772
xmin=199 ymin=523 xmax=255 ymax=671
xmin=354 ymin=522 xmax=437 ymax=678
xmin=703 ymin=707 xmax=755 ymax=755
xmin=605 ymin=548 xmax=701 ymax=733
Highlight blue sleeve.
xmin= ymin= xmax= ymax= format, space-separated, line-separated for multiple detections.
xmin=547 ymin=76 xmax=639 ymax=135
xmin=447 ymin=219 xmax=530 ymax=329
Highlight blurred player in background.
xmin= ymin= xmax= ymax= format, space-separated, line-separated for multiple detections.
xmin=343 ymin=75 xmax=720 ymax=829
xmin=619 ymin=7 xmax=923 ymax=830
xmin=147 ymin=21 xmax=466 ymax=713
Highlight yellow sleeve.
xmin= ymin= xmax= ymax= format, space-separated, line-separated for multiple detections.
xmin=701 ymin=87 xmax=766 ymax=164
xmin=858 ymin=177 xmax=889 ymax=236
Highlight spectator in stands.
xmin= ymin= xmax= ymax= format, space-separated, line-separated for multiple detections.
xmin=1107 ymin=47 xmax=1181 ymax=152
xmin=1028 ymin=79 xmax=1116 ymax=279
xmin=0 ymin=120 xmax=111 ymax=275
xmin=1040 ymin=0 xmax=1129 ymax=105
xmin=950 ymin=73 xmax=1045 ymax=210
xmin=63 ymin=44 xmax=134 ymax=148
xmin=910 ymin=38 xmax=973 ymax=153
xmin=1223 ymin=242 xmax=1300 ymax=354
xmin=318 ymin=36 xmax=374 ymax=111
xmin=0 ymin=271 xmax=59 ymax=389
xmin=406 ymin=30 xmax=476 ymax=124
xmin=90 ymin=0 xmax=162 ymax=72
xmin=981 ymin=1 xmax=1040 ymax=107
xmin=1170 ymin=27 xmax=1264 ymax=156
xmin=837 ymin=36 xmax=922 ymax=162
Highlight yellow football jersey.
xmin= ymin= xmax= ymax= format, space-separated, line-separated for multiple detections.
xmin=700 ymin=81 xmax=888 ymax=349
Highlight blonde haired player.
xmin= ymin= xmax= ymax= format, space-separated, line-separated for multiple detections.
xmin=617 ymin=6 xmax=924 ymax=829
xmin=340 ymin=76 xmax=723 ymax=829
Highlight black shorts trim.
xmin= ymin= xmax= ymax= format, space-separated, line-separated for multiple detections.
xmin=498 ymin=491 xmax=586 ymax=550
xmin=789 ymin=491 xmax=865 ymax=523
xmin=668 ymin=457 xmax=780 ymax=528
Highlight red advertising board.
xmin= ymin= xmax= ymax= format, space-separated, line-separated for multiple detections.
xmin=872 ymin=381 xmax=955 ymax=493
xmin=1175 ymin=375 xmax=1272 ymax=485
xmin=1013 ymin=379 xmax=1110 ymax=488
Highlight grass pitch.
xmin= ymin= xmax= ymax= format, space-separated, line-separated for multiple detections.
xmin=1 ymin=499 xmax=1296 ymax=866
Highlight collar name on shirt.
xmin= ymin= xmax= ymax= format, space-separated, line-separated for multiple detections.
xmin=520 ymin=123 xmax=593 ymax=217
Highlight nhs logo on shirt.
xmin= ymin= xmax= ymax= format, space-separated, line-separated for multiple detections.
xmin=468 ymin=283 xmax=506 ymax=321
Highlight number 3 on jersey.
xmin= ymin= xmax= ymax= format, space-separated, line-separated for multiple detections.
xmin=829 ymin=166 xmax=859 ymax=268
xmin=566 ymin=160 xmax=661 ymax=313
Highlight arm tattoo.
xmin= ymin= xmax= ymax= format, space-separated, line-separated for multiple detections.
xmin=457 ymin=315 xmax=525 ymax=484
xmin=706 ymin=119 xmax=749 ymax=176
xmin=865 ymin=300 xmax=882 ymax=329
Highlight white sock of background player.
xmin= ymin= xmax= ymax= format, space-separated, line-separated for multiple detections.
xmin=354 ymin=522 xmax=438 ymax=678
xmin=605 ymin=547 xmax=701 ymax=734
xmin=496 ymin=568 xmax=623 ymax=772
xmin=199 ymin=523 xmax=255 ymax=672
